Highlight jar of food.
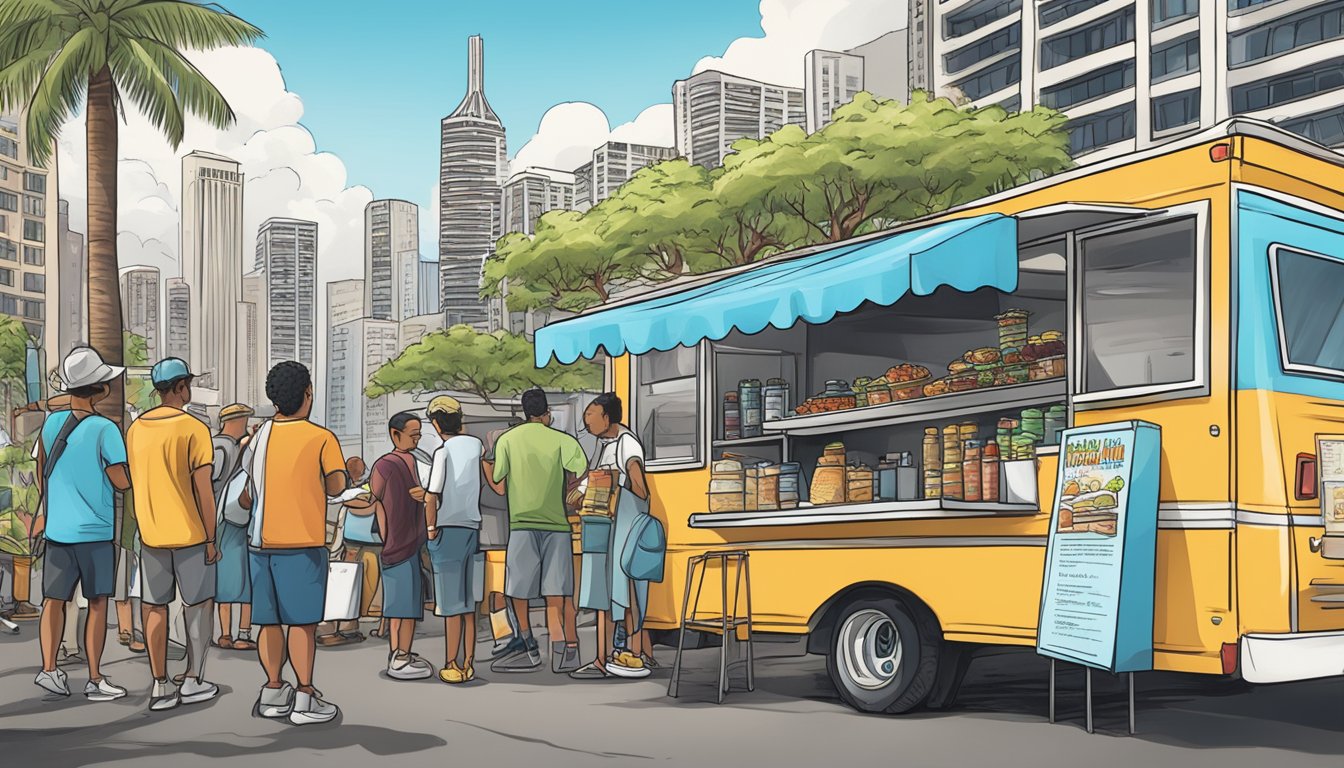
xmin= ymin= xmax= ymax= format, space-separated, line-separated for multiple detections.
xmin=778 ymin=462 xmax=802 ymax=509
xmin=942 ymin=425 xmax=963 ymax=500
xmin=764 ymin=378 xmax=790 ymax=423
xmin=981 ymin=442 xmax=1000 ymax=502
xmin=1044 ymin=405 xmax=1068 ymax=445
xmin=723 ymin=392 xmax=741 ymax=440
xmin=924 ymin=469 xmax=943 ymax=499
xmin=852 ymin=376 xmax=871 ymax=408
xmin=866 ymin=379 xmax=892 ymax=406
xmin=963 ymin=440 xmax=982 ymax=502
xmin=997 ymin=418 xmax=1017 ymax=458
xmin=922 ymin=427 xmax=940 ymax=474
xmin=1020 ymin=408 xmax=1044 ymax=442
xmin=739 ymin=379 xmax=763 ymax=438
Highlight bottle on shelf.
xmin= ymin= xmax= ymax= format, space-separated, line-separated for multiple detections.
xmin=963 ymin=440 xmax=982 ymax=503
xmin=739 ymin=379 xmax=763 ymax=438
xmin=723 ymin=392 xmax=741 ymax=441
xmin=981 ymin=441 xmax=1001 ymax=502
xmin=764 ymin=378 xmax=790 ymax=422
xmin=942 ymin=424 xmax=963 ymax=500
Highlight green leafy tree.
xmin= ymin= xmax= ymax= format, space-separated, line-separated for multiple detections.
xmin=0 ymin=315 xmax=34 ymax=416
xmin=122 ymin=329 xmax=156 ymax=413
xmin=0 ymin=0 xmax=263 ymax=426
xmin=598 ymin=160 xmax=726 ymax=280
xmin=0 ymin=443 xmax=36 ymax=555
xmin=366 ymin=325 xmax=601 ymax=408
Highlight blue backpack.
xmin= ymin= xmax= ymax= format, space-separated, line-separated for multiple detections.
xmin=620 ymin=512 xmax=666 ymax=583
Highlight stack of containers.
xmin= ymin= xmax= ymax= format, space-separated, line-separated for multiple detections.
xmin=723 ymin=392 xmax=741 ymax=440
xmin=709 ymin=458 xmax=746 ymax=512
xmin=963 ymin=440 xmax=982 ymax=502
xmin=922 ymin=427 xmax=942 ymax=499
xmin=942 ymin=424 xmax=963 ymax=499
xmin=777 ymin=462 xmax=802 ymax=509
xmin=763 ymin=378 xmax=790 ymax=423
xmin=812 ymin=443 xmax=848 ymax=505
xmin=1044 ymin=405 xmax=1068 ymax=445
xmin=739 ymin=379 xmax=763 ymax=438
xmin=745 ymin=464 xmax=780 ymax=511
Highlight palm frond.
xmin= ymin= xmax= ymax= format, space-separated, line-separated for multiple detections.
xmin=113 ymin=0 xmax=263 ymax=50
xmin=109 ymin=36 xmax=184 ymax=147
xmin=133 ymin=35 xmax=233 ymax=128
xmin=0 ymin=18 xmax=63 ymax=70
xmin=0 ymin=43 xmax=54 ymax=115
xmin=17 ymin=25 xmax=99 ymax=167
xmin=0 ymin=0 xmax=80 ymax=29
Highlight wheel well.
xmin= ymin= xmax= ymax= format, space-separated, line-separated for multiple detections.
xmin=806 ymin=582 xmax=942 ymax=656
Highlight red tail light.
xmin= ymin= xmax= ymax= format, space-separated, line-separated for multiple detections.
xmin=1210 ymin=143 xmax=1233 ymax=162
xmin=1221 ymin=642 xmax=1238 ymax=675
xmin=1296 ymin=453 xmax=1318 ymax=500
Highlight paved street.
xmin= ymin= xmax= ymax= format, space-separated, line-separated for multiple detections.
xmin=1 ymin=616 xmax=1342 ymax=768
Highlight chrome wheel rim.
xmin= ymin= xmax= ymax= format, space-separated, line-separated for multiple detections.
xmin=837 ymin=609 xmax=903 ymax=691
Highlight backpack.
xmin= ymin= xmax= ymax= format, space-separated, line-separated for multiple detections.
xmin=619 ymin=512 xmax=666 ymax=583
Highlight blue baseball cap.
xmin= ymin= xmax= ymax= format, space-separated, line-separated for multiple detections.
xmin=150 ymin=357 xmax=202 ymax=387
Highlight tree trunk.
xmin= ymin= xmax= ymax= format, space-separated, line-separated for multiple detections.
xmin=86 ymin=67 xmax=124 ymax=427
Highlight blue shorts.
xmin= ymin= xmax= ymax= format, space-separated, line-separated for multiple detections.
xmin=215 ymin=521 xmax=251 ymax=604
xmin=428 ymin=527 xmax=482 ymax=617
xmin=380 ymin=556 xmax=424 ymax=620
xmin=248 ymin=547 xmax=326 ymax=626
xmin=43 ymin=540 xmax=115 ymax=601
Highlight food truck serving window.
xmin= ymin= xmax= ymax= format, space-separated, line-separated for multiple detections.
xmin=633 ymin=345 xmax=703 ymax=467
xmin=1076 ymin=214 xmax=1203 ymax=401
xmin=1270 ymin=245 xmax=1344 ymax=378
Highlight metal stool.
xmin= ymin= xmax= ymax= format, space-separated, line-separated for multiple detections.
xmin=668 ymin=551 xmax=754 ymax=703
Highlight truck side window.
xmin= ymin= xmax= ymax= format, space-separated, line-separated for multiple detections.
xmin=634 ymin=345 xmax=702 ymax=466
xmin=1271 ymin=246 xmax=1344 ymax=377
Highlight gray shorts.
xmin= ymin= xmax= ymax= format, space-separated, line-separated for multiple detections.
xmin=505 ymin=529 xmax=573 ymax=600
xmin=140 ymin=543 xmax=216 ymax=606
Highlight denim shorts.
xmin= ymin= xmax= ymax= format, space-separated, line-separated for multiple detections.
xmin=249 ymin=547 xmax=326 ymax=626
xmin=43 ymin=540 xmax=115 ymax=601
xmin=428 ymin=527 xmax=482 ymax=617
xmin=380 ymin=556 xmax=425 ymax=620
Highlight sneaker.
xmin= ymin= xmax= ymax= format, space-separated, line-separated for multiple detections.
xmin=607 ymin=652 xmax=651 ymax=679
xmin=486 ymin=635 xmax=524 ymax=661
xmin=388 ymin=650 xmax=434 ymax=680
xmin=180 ymin=677 xmax=220 ymax=705
xmin=85 ymin=677 xmax=128 ymax=702
xmin=255 ymin=682 xmax=295 ymax=719
xmin=34 ymin=668 xmax=70 ymax=696
xmin=149 ymin=678 xmax=180 ymax=711
xmin=289 ymin=689 xmax=338 ymax=725
xmin=553 ymin=643 xmax=582 ymax=674
xmin=490 ymin=638 xmax=542 ymax=673
xmin=568 ymin=661 xmax=611 ymax=680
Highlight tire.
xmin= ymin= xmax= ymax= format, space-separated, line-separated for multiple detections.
xmin=826 ymin=595 xmax=940 ymax=714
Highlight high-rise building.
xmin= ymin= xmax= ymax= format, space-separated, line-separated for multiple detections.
xmin=326 ymin=317 xmax=399 ymax=459
xmin=909 ymin=0 xmax=1344 ymax=161
xmin=241 ymin=270 xmax=267 ymax=403
xmin=591 ymin=142 xmax=677 ymax=203
xmin=165 ymin=277 xmax=191 ymax=362
xmin=0 ymin=110 xmax=60 ymax=372
xmin=327 ymin=278 xmax=365 ymax=327
xmin=502 ymin=168 xmax=575 ymax=236
xmin=256 ymin=217 xmax=317 ymax=369
xmin=399 ymin=312 xmax=445 ymax=352
xmin=417 ymin=258 xmax=440 ymax=315
xmin=119 ymin=266 xmax=160 ymax=362
xmin=439 ymin=35 xmax=507 ymax=325
xmin=56 ymin=199 xmax=86 ymax=358
xmin=909 ymin=0 xmax=935 ymax=95
xmin=806 ymin=32 xmax=911 ymax=133
xmin=180 ymin=150 xmax=243 ymax=402
xmin=364 ymin=199 xmax=419 ymax=321
xmin=573 ymin=160 xmax=594 ymax=212
xmin=672 ymin=70 xmax=806 ymax=168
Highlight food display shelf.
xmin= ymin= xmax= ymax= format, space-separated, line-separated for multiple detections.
xmin=762 ymin=379 xmax=1068 ymax=437
xmin=688 ymin=499 xmax=1040 ymax=529
xmin=712 ymin=434 xmax=789 ymax=449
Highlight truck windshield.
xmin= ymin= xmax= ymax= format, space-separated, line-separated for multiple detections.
xmin=1273 ymin=246 xmax=1344 ymax=376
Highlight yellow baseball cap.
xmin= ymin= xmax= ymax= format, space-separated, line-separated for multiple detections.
xmin=220 ymin=403 xmax=255 ymax=422
xmin=427 ymin=395 xmax=462 ymax=415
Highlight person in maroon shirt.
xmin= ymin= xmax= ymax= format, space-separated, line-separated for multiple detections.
xmin=370 ymin=412 xmax=432 ymax=680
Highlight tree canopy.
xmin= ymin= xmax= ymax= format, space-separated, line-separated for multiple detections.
xmin=483 ymin=92 xmax=1072 ymax=314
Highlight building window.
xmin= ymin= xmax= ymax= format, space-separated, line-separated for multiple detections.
xmin=22 ymin=245 xmax=42 ymax=265
xmin=1270 ymin=246 xmax=1344 ymax=377
xmin=22 ymin=195 xmax=43 ymax=217
xmin=0 ymin=190 xmax=16 ymax=212
xmin=1041 ymin=61 xmax=1136 ymax=110
xmin=1040 ymin=8 xmax=1136 ymax=70
xmin=1229 ymin=2 xmax=1344 ymax=67
xmin=0 ymin=239 xmax=13 ymax=261
xmin=22 ymin=172 xmax=45 ymax=194
xmin=21 ymin=219 xmax=43 ymax=242
xmin=1229 ymin=0 xmax=1284 ymax=12
xmin=22 ymin=273 xmax=43 ymax=293
xmin=1039 ymin=0 xmax=1111 ymax=29
xmin=0 ymin=293 xmax=16 ymax=315
xmin=22 ymin=299 xmax=42 ymax=321
xmin=0 ymin=269 xmax=12 ymax=286
xmin=1279 ymin=105 xmax=1344 ymax=147
xmin=1152 ymin=33 xmax=1199 ymax=83
xmin=0 ymin=136 xmax=16 ymax=159
xmin=1079 ymin=216 xmax=1199 ymax=396
xmin=945 ymin=24 xmax=1020 ymax=74
xmin=634 ymin=345 xmax=702 ymax=466
xmin=951 ymin=55 xmax=1022 ymax=100
xmin=1152 ymin=0 xmax=1197 ymax=27
xmin=1152 ymin=88 xmax=1200 ymax=133
xmin=1067 ymin=103 xmax=1137 ymax=154
xmin=0 ymin=214 xmax=5 ymax=233
xmin=945 ymin=0 xmax=1022 ymax=39
xmin=1231 ymin=58 xmax=1344 ymax=112
xmin=999 ymin=95 xmax=1022 ymax=113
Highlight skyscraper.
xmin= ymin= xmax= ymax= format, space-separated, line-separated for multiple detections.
xmin=502 ymin=168 xmax=575 ymax=236
xmin=119 ymin=266 xmax=160 ymax=362
xmin=180 ymin=150 xmax=244 ymax=402
xmin=590 ymin=142 xmax=677 ymax=203
xmin=56 ymin=199 xmax=86 ymax=358
xmin=327 ymin=278 xmax=365 ymax=327
xmin=0 ymin=110 xmax=60 ymax=372
xmin=417 ymin=258 xmax=440 ymax=315
xmin=806 ymin=32 xmax=911 ymax=133
xmin=439 ymin=35 xmax=506 ymax=325
xmin=165 ymin=277 xmax=191 ymax=362
xmin=326 ymin=317 xmax=399 ymax=459
xmin=256 ymin=217 xmax=317 ymax=369
xmin=364 ymin=199 xmax=419 ymax=321
xmin=573 ymin=160 xmax=594 ymax=211
xmin=241 ymin=270 xmax=267 ymax=404
xmin=672 ymin=70 xmax=806 ymax=168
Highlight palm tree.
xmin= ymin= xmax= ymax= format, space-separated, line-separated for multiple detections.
xmin=0 ymin=0 xmax=262 ymax=425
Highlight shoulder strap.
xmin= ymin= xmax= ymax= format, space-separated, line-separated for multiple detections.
xmin=43 ymin=411 xmax=88 ymax=483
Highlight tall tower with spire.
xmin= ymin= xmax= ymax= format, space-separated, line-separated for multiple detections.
xmin=438 ymin=35 xmax=506 ymax=327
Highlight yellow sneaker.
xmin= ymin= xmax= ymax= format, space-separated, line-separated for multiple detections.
xmin=607 ymin=651 xmax=651 ymax=679
xmin=438 ymin=663 xmax=467 ymax=685
xmin=613 ymin=651 xmax=644 ymax=669
xmin=462 ymin=664 xmax=475 ymax=683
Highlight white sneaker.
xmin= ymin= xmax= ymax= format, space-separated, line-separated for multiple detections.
xmin=255 ymin=682 xmax=295 ymax=719
xmin=34 ymin=668 xmax=70 ymax=696
xmin=84 ymin=677 xmax=127 ymax=702
xmin=289 ymin=689 xmax=338 ymax=725
xmin=149 ymin=678 xmax=180 ymax=711
xmin=388 ymin=650 xmax=433 ymax=680
xmin=180 ymin=677 xmax=219 ymax=705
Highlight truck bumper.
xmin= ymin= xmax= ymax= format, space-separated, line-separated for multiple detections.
xmin=1241 ymin=631 xmax=1344 ymax=683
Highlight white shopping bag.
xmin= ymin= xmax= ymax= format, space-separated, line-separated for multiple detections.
xmin=323 ymin=560 xmax=362 ymax=622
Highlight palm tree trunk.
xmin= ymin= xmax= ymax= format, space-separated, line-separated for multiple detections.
xmin=86 ymin=67 xmax=124 ymax=426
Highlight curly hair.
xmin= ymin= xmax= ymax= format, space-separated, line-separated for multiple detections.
xmin=266 ymin=361 xmax=311 ymax=416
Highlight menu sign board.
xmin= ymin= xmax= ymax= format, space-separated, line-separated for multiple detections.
xmin=1319 ymin=435 xmax=1344 ymax=536
xmin=1037 ymin=420 xmax=1161 ymax=673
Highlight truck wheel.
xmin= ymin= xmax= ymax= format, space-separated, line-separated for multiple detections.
xmin=826 ymin=596 xmax=939 ymax=714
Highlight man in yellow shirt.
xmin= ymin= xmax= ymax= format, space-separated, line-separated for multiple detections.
xmin=126 ymin=358 xmax=219 ymax=712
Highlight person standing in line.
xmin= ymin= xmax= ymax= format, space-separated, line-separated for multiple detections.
xmin=369 ymin=412 xmax=433 ymax=680
xmin=317 ymin=456 xmax=377 ymax=647
xmin=126 ymin=358 xmax=220 ymax=711
xmin=31 ymin=347 xmax=131 ymax=701
xmin=242 ymin=362 xmax=347 ymax=725
xmin=486 ymin=389 xmax=587 ymax=674
xmin=212 ymin=404 xmax=256 ymax=651
xmin=424 ymin=396 xmax=485 ymax=684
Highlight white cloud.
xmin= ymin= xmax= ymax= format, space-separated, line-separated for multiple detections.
xmin=608 ymin=104 xmax=675 ymax=147
xmin=508 ymin=101 xmax=677 ymax=178
xmin=692 ymin=0 xmax=908 ymax=87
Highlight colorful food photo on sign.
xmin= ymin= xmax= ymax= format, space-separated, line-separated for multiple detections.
xmin=1055 ymin=449 xmax=1128 ymax=537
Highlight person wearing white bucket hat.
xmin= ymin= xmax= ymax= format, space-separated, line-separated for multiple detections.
xmin=31 ymin=346 xmax=131 ymax=702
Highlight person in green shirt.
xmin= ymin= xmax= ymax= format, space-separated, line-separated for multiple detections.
xmin=485 ymin=389 xmax=587 ymax=674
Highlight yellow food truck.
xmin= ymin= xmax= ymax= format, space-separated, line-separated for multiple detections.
xmin=534 ymin=119 xmax=1344 ymax=714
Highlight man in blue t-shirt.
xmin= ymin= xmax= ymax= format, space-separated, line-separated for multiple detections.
xmin=31 ymin=347 xmax=132 ymax=701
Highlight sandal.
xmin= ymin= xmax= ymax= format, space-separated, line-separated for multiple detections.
xmin=212 ymin=635 xmax=234 ymax=650
xmin=232 ymin=634 xmax=257 ymax=651
xmin=129 ymin=629 xmax=146 ymax=654
xmin=118 ymin=630 xmax=133 ymax=647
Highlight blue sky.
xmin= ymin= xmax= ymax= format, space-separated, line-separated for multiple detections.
xmin=221 ymin=0 xmax=766 ymax=205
